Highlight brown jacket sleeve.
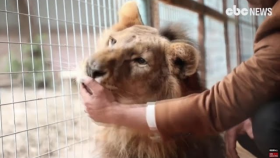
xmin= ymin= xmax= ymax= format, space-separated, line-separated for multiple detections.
xmin=155 ymin=1 xmax=280 ymax=138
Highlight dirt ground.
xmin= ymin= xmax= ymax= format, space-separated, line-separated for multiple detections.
xmin=0 ymin=87 xmax=95 ymax=158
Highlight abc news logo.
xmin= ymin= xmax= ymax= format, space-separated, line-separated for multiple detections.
xmin=226 ymin=5 xmax=272 ymax=16
xmin=269 ymin=149 xmax=278 ymax=158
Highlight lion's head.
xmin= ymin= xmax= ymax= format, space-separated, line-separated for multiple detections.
xmin=80 ymin=3 xmax=203 ymax=104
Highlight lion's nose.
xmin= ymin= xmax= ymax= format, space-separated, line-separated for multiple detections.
xmin=87 ymin=61 xmax=107 ymax=78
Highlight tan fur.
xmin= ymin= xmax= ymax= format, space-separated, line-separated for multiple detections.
xmin=77 ymin=2 xmax=225 ymax=158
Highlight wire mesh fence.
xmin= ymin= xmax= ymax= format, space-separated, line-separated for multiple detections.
xmin=0 ymin=0 xmax=129 ymax=157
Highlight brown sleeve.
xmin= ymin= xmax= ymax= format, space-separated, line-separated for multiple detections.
xmin=155 ymin=2 xmax=280 ymax=138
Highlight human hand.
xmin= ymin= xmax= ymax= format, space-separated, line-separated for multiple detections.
xmin=80 ymin=76 xmax=118 ymax=123
xmin=225 ymin=118 xmax=254 ymax=158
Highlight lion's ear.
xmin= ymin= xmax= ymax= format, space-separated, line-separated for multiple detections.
xmin=167 ymin=43 xmax=200 ymax=79
xmin=112 ymin=1 xmax=143 ymax=31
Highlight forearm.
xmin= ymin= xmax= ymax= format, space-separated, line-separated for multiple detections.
xmin=155 ymin=36 xmax=280 ymax=138
xmin=108 ymin=103 xmax=150 ymax=132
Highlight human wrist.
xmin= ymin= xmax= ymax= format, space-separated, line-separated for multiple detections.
xmin=106 ymin=103 xmax=150 ymax=132
xmin=104 ymin=102 xmax=124 ymax=125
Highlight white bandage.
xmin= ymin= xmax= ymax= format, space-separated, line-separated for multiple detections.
xmin=146 ymin=102 xmax=158 ymax=131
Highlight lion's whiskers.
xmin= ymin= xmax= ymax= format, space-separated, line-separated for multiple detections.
xmin=111 ymin=88 xmax=144 ymax=102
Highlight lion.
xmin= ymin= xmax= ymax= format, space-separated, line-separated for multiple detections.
xmin=77 ymin=1 xmax=225 ymax=158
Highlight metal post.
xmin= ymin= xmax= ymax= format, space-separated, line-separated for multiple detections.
xmin=234 ymin=0 xmax=242 ymax=64
xmin=223 ymin=0 xmax=231 ymax=73
xmin=136 ymin=0 xmax=152 ymax=26
xmin=198 ymin=0 xmax=206 ymax=88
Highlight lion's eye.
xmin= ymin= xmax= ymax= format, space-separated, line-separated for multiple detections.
xmin=109 ymin=37 xmax=117 ymax=47
xmin=134 ymin=58 xmax=147 ymax=65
